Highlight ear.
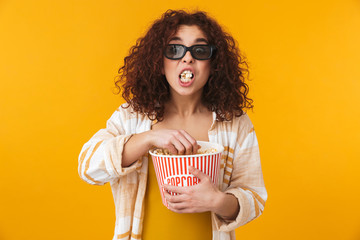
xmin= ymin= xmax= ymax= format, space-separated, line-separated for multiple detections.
xmin=161 ymin=66 xmax=165 ymax=75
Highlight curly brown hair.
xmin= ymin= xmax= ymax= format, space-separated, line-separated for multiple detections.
xmin=114 ymin=9 xmax=253 ymax=121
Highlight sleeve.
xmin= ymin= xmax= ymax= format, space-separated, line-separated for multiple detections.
xmin=78 ymin=106 xmax=142 ymax=185
xmin=214 ymin=115 xmax=268 ymax=231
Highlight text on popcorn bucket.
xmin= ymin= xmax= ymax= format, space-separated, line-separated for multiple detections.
xmin=165 ymin=175 xmax=200 ymax=187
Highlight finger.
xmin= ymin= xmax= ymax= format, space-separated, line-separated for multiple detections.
xmin=167 ymin=203 xmax=198 ymax=214
xmin=179 ymin=130 xmax=199 ymax=154
xmin=167 ymin=202 xmax=185 ymax=213
xmin=163 ymin=190 xmax=187 ymax=203
xmin=167 ymin=201 xmax=188 ymax=210
xmin=170 ymin=138 xmax=186 ymax=155
xmin=163 ymin=184 xmax=186 ymax=195
xmin=188 ymin=165 xmax=208 ymax=181
xmin=172 ymin=131 xmax=194 ymax=155
xmin=164 ymin=138 xmax=184 ymax=155
xmin=165 ymin=143 xmax=178 ymax=155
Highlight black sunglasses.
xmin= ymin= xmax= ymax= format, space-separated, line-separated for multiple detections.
xmin=164 ymin=44 xmax=216 ymax=60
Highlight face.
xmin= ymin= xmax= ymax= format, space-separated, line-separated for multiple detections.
xmin=163 ymin=25 xmax=211 ymax=98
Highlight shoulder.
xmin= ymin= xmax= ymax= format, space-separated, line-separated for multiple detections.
xmin=110 ymin=103 xmax=152 ymax=131
xmin=233 ymin=113 xmax=254 ymax=132
xmin=114 ymin=103 xmax=142 ymax=120
xmin=214 ymin=112 xmax=257 ymax=153
xmin=216 ymin=112 xmax=254 ymax=135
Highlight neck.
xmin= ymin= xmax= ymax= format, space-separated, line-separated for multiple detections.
xmin=166 ymin=92 xmax=206 ymax=117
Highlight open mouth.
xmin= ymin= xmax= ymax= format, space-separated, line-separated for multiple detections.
xmin=179 ymin=70 xmax=194 ymax=83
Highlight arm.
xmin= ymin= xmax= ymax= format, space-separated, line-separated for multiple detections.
xmin=78 ymin=107 xmax=136 ymax=185
xmin=210 ymin=187 xmax=239 ymax=221
xmin=214 ymin=123 xmax=267 ymax=230
xmin=122 ymin=129 xmax=200 ymax=167
xmin=79 ymin=106 xmax=200 ymax=184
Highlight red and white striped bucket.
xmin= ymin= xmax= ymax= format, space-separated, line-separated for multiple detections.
xmin=149 ymin=141 xmax=224 ymax=207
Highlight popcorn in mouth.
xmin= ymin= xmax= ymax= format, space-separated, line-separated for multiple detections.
xmin=179 ymin=70 xmax=194 ymax=83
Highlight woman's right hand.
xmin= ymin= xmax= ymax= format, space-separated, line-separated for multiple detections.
xmin=122 ymin=129 xmax=199 ymax=167
xmin=147 ymin=129 xmax=199 ymax=155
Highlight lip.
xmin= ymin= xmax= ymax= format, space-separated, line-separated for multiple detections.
xmin=178 ymin=67 xmax=195 ymax=87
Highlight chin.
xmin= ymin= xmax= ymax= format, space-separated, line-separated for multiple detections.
xmin=174 ymin=87 xmax=203 ymax=97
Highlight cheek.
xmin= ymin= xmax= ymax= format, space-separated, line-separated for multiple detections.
xmin=163 ymin=58 xmax=174 ymax=75
xmin=200 ymin=62 xmax=211 ymax=78
xmin=163 ymin=63 xmax=180 ymax=84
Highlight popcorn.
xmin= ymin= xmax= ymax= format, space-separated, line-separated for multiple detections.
xmin=180 ymin=70 xmax=193 ymax=82
xmin=152 ymin=147 xmax=217 ymax=155
xmin=152 ymin=148 xmax=171 ymax=155
xmin=197 ymin=147 xmax=217 ymax=154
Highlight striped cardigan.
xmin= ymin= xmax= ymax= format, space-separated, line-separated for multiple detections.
xmin=78 ymin=104 xmax=267 ymax=240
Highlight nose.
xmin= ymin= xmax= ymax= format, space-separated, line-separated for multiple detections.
xmin=182 ymin=50 xmax=194 ymax=63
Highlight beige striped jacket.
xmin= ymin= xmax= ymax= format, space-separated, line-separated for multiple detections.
xmin=78 ymin=104 xmax=267 ymax=240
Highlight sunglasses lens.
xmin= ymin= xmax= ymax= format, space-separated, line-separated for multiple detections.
xmin=192 ymin=46 xmax=212 ymax=60
xmin=164 ymin=44 xmax=214 ymax=60
xmin=165 ymin=45 xmax=185 ymax=59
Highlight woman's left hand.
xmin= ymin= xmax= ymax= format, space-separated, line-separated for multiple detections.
xmin=162 ymin=166 xmax=223 ymax=213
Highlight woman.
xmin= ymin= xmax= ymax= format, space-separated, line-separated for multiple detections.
xmin=78 ymin=9 xmax=267 ymax=240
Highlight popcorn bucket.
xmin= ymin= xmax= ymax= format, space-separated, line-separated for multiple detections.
xmin=149 ymin=141 xmax=224 ymax=207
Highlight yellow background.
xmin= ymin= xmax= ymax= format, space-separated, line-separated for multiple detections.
xmin=1 ymin=0 xmax=360 ymax=239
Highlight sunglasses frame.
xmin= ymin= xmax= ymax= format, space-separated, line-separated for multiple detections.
xmin=164 ymin=44 xmax=216 ymax=60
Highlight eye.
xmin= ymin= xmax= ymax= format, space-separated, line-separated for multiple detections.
xmin=171 ymin=45 xmax=179 ymax=54
xmin=195 ymin=47 xmax=205 ymax=54
xmin=166 ymin=45 xmax=182 ymax=57
xmin=193 ymin=46 xmax=210 ymax=58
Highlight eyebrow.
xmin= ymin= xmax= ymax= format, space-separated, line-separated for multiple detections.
xmin=168 ymin=36 xmax=208 ymax=44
